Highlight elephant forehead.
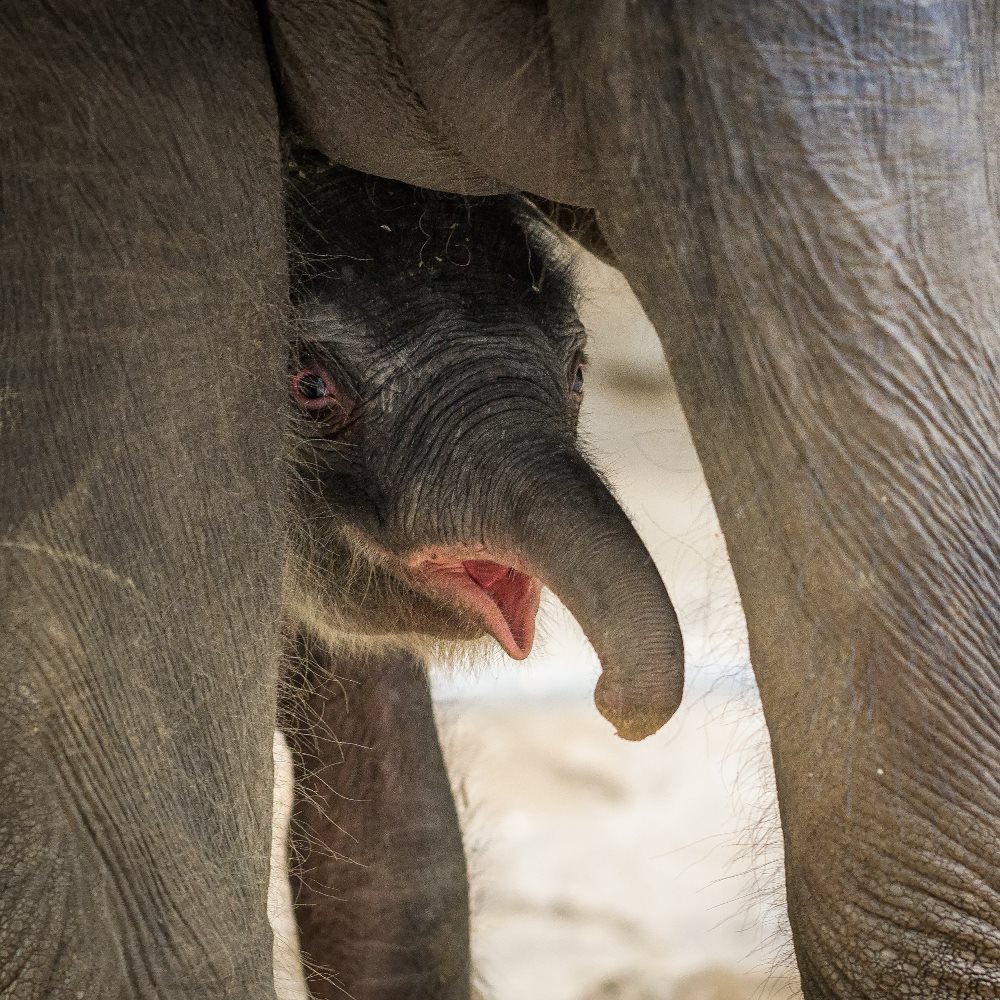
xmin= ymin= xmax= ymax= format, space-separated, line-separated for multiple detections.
xmin=296 ymin=294 xmax=580 ymax=387
xmin=368 ymin=340 xmax=567 ymax=407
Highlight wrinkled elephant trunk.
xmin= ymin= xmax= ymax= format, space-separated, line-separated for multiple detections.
xmin=500 ymin=447 xmax=684 ymax=741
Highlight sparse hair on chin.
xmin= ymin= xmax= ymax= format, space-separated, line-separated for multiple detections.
xmin=285 ymin=585 xmax=502 ymax=675
xmin=281 ymin=493 xmax=507 ymax=677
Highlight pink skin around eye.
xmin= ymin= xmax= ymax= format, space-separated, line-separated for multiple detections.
xmin=290 ymin=365 xmax=340 ymax=411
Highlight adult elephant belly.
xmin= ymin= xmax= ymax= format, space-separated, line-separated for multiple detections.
xmin=0 ymin=3 xmax=286 ymax=997
xmin=272 ymin=1 xmax=1000 ymax=996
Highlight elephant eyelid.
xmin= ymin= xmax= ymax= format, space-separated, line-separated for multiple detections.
xmin=569 ymin=351 xmax=588 ymax=398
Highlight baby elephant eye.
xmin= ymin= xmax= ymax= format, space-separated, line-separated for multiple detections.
xmin=290 ymin=365 xmax=339 ymax=411
xmin=297 ymin=373 xmax=326 ymax=399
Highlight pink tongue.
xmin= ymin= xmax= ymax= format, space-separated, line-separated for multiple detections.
xmin=462 ymin=559 xmax=539 ymax=657
xmin=464 ymin=559 xmax=509 ymax=590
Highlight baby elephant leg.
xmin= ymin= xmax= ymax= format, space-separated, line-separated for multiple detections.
xmin=281 ymin=637 xmax=471 ymax=1000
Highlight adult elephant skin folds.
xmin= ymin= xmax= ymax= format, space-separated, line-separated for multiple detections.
xmin=587 ymin=6 xmax=1000 ymax=997
xmin=1 ymin=4 xmax=285 ymax=998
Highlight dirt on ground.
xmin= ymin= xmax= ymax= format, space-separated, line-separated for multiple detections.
xmin=436 ymin=698 xmax=800 ymax=1000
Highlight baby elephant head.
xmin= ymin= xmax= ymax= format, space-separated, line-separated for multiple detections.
xmin=284 ymin=153 xmax=683 ymax=740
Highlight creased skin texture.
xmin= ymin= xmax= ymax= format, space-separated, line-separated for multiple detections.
xmin=577 ymin=4 xmax=1000 ymax=997
xmin=280 ymin=636 xmax=471 ymax=1000
xmin=268 ymin=0 xmax=596 ymax=202
xmin=0 ymin=4 xmax=285 ymax=997
xmin=273 ymin=1 xmax=1000 ymax=996
xmin=268 ymin=0 xmax=500 ymax=194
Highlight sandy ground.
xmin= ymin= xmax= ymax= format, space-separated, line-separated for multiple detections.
xmin=438 ymin=698 xmax=800 ymax=1000
xmin=271 ymin=256 xmax=803 ymax=999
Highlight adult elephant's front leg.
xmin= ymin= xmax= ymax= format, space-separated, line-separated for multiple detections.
xmin=584 ymin=2 xmax=1000 ymax=996
xmin=0 ymin=5 xmax=285 ymax=997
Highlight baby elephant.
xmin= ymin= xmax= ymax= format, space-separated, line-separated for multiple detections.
xmin=284 ymin=150 xmax=683 ymax=737
xmin=279 ymin=148 xmax=684 ymax=1000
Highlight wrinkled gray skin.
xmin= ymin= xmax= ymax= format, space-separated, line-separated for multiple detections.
xmin=280 ymin=633 xmax=471 ymax=1000
xmin=279 ymin=152 xmax=680 ymax=998
xmin=2 ymin=3 xmax=998 ymax=999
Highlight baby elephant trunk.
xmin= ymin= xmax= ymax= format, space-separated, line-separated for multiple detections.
xmin=501 ymin=449 xmax=685 ymax=741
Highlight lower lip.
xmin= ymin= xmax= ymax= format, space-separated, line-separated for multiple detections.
xmin=408 ymin=551 xmax=542 ymax=660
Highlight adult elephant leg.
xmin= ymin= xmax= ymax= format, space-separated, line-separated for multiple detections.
xmin=0 ymin=4 xmax=285 ymax=997
xmin=579 ymin=2 xmax=1000 ymax=996
xmin=280 ymin=637 xmax=471 ymax=1000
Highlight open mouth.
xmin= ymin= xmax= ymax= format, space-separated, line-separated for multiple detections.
xmin=408 ymin=551 xmax=542 ymax=659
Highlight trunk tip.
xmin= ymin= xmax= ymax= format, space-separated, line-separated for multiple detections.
xmin=594 ymin=669 xmax=684 ymax=742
